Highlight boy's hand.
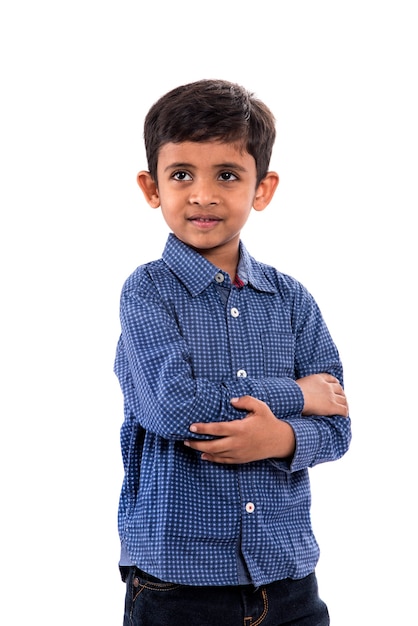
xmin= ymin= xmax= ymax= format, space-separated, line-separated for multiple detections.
xmin=184 ymin=396 xmax=295 ymax=464
xmin=296 ymin=373 xmax=349 ymax=417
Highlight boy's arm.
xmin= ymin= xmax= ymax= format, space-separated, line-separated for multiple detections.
xmin=117 ymin=271 xmax=351 ymax=467
xmin=185 ymin=283 xmax=352 ymax=468
xmin=116 ymin=286 xmax=304 ymax=440
xmin=184 ymin=374 xmax=349 ymax=465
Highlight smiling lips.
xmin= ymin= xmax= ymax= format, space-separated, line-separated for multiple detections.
xmin=188 ymin=215 xmax=222 ymax=228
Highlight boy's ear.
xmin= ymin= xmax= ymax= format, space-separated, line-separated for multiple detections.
xmin=253 ymin=171 xmax=279 ymax=212
xmin=137 ymin=171 xmax=160 ymax=208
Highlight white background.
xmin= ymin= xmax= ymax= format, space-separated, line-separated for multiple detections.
xmin=1 ymin=1 xmax=417 ymax=623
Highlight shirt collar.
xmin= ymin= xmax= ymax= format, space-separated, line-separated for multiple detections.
xmin=162 ymin=233 xmax=278 ymax=296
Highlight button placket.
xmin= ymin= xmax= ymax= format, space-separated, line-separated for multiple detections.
xmin=229 ymin=296 xmax=247 ymax=379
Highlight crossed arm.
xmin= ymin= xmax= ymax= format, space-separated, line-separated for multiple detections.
xmin=118 ymin=279 xmax=351 ymax=467
xmin=184 ymin=373 xmax=349 ymax=464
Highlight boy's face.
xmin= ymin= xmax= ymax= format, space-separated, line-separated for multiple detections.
xmin=137 ymin=141 xmax=278 ymax=274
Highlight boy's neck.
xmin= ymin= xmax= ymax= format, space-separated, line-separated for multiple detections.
xmin=198 ymin=248 xmax=239 ymax=282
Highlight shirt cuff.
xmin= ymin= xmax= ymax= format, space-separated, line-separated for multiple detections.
xmin=287 ymin=417 xmax=323 ymax=472
xmin=224 ymin=376 xmax=304 ymax=419
xmin=259 ymin=377 xmax=305 ymax=419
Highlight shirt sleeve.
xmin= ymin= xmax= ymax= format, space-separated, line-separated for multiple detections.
xmin=269 ymin=279 xmax=352 ymax=471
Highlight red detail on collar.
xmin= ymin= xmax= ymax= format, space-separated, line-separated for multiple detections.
xmin=233 ymin=274 xmax=245 ymax=288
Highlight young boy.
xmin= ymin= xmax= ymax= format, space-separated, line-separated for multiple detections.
xmin=114 ymin=79 xmax=351 ymax=625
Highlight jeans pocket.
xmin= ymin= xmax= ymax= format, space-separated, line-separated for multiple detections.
xmin=131 ymin=568 xmax=180 ymax=599
xmin=124 ymin=568 xmax=183 ymax=626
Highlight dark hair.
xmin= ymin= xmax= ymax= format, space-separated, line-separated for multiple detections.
xmin=143 ymin=79 xmax=276 ymax=186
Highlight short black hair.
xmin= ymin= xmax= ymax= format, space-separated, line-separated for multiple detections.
xmin=143 ymin=79 xmax=276 ymax=186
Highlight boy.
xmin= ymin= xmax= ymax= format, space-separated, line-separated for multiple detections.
xmin=114 ymin=79 xmax=351 ymax=625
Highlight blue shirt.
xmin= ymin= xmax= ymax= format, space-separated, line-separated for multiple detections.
xmin=114 ymin=233 xmax=351 ymax=587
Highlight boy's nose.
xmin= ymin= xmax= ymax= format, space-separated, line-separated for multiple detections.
xmin=189 ymin=181 xmax=219 ymax=206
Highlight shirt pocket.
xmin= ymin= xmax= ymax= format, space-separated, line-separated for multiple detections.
xmin=260 ymin=329 xmax=295 ymax=378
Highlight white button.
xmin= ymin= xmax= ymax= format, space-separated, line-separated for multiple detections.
xmin=230 ymin=307 xmax=239 ymax=318
xmin=215 ymin=272 xmax=224 ymax=284
xmin=237 ymin=369 xmax=247 ymax=378
xmin=245 ymin=502 xmax=255 ymax=514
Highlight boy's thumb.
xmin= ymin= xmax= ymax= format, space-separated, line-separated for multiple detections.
xmin=230 ymin=395 xmax=258 ymax=413
xmin=230 ymin=396 xmax=250 ymax=408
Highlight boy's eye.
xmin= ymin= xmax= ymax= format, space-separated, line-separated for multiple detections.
xmin=172 ymin=171 xmax=192 ymax=181
xmin=219 ymin=171 xmax=238 ymax=181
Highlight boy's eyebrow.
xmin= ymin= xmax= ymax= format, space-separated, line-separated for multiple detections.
xmin=216 ymin=162 xmax=248 ymax=172
xmin=163 ymin=162 xmax=194 ymax=172
xmin=163 ymin=161 xmax=249 ymax=172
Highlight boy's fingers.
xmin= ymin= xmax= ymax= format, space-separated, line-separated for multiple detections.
xmin=188 ymin=421 xmax=228 ymax=436
xmin=230 ymin=395 xmax=263 ymax=412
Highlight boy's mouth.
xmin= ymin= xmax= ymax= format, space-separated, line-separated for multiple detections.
xmin=190 ymin=217 xmax=220 ymax=222
xmin=188 ymin=216 xmax=222 ymax=229
xmin=188 ymin=214 xmax=222 ymax=223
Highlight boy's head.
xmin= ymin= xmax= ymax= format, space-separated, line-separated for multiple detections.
xmin=144 ymin=79 xmax=276 ymax=186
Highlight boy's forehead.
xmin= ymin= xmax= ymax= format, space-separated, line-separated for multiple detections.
xmin=157 ymin=140 xmax=254 ymax=167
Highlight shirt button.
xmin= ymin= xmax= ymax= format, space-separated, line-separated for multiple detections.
xmin=215 ymin=272 xmax=224 ymax=284
xmin=230 ymin=307 xmax=239 ymax=318
xmin=237 ymin=369 xmax=247 ymax=378
xmin=245 ymin=502 xmax=255 ymax=514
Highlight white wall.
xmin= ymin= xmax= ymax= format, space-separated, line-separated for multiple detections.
xmin=1 ymin=1 xmax=416 ymax=623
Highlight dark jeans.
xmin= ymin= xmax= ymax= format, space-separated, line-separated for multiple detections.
xmin=122 ymin=567 xmax=330 ymax=625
